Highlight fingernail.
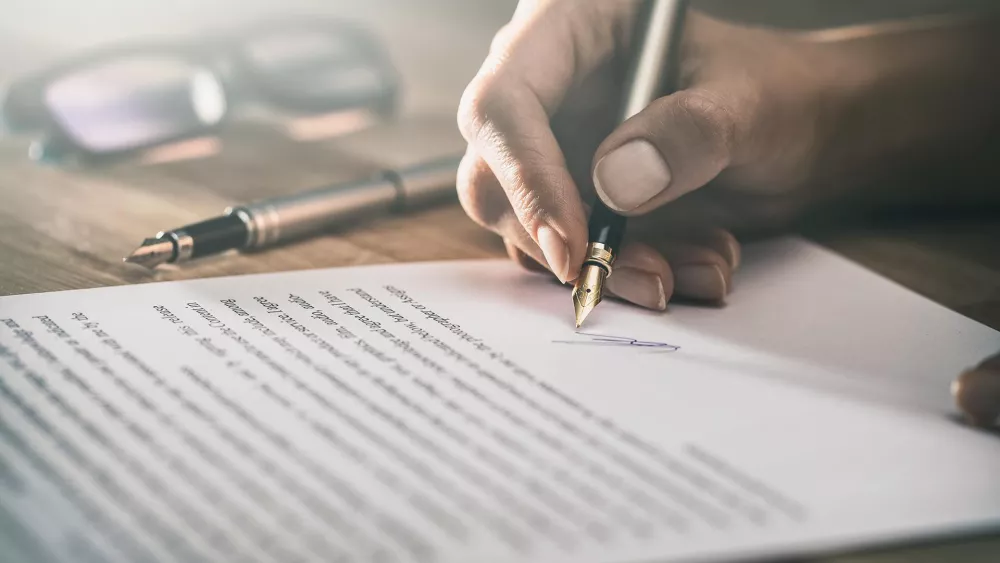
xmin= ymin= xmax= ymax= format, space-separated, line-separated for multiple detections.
xmin=536 ymin=225 xmax=570 ymax=282
xmin=953 ymin=368 xmax=1000 ymax=427
xmin=607 ymin=267 xmax=667 ymax=311
xmin=674 ymin=264 xmax=727 ymax=302
xmin=593 ymin=140 xmax=672 ymax=212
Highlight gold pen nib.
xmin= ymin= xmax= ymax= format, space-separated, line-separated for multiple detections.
xmin=573 ymin=263 xmax=607 ymax=327
xmin=123 ymin=238 xmax=176 ymax=269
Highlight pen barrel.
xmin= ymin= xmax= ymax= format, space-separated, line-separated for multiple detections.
xmin=390 ymin=154 xmax=462 ymax=208
xmin=229 ymin=155 xmax=461 ymax=249
xmin=584 ymin=0 xmax=686 ymax=261
xmin=231 ymin=175 xmax=399 ymax=248
xmin=620 ymin=0 xmax=687 ymax=121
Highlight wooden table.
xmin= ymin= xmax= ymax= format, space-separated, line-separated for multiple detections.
xmin=2 ymin=3 xmax=999 ymax=561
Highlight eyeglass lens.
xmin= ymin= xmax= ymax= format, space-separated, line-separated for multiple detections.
xmin=44 ymin=56 xmax=227 ymax=153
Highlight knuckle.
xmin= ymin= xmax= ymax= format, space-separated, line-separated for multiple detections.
xmin=457 ymin=77 xmax=509 ymax=144
xmin=456 ymin=82 xmax=486 ymax=143
xmin=508 ymin=182 xmax=543 ymax=231
xmin=500 ymin=157 xmax=557 ymax=232
xmin=490 ymin=23 xmax=516 ymax=53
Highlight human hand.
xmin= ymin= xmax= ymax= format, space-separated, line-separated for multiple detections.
xmin=456 ymin=0 xmax=851 ymax=309
xmin=954 ymin=352 xmax=1000 ymax=428
xmin=457 ymin=0 xmax=1000 ymax=310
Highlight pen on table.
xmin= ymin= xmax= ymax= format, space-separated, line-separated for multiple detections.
xmin=572 ymin=0 xmax=688 ymax=327
xmin=123 ymin=154 xmax=462 ymax=268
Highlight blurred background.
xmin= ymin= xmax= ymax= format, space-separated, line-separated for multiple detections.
xmin=0 ymin=0 xmax=520 ymax=123
xmin=3 ymin=0 xmax=999 ymax=120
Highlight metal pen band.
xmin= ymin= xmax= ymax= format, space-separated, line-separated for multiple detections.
xmin=582 ymin=242 xmax=615 ymax=276
xmin=160 ymin=229 xmax=194 ymax=262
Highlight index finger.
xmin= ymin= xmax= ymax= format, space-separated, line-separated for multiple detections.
xmin=457 ymin=0 xmax=633 ymax=281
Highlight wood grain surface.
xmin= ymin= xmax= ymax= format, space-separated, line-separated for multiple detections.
xmin=1 ymin=3 xmax=999 ymax=561
xmin=0 ymin=116 xmax=497 ymax=295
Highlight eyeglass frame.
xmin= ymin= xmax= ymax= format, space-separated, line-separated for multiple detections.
xmin=0 ymin=15 xmax=401 ymax=163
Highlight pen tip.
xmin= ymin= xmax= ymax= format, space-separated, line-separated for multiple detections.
xmin=573 ymin=299 xmax=595 ymax=328
xmin=572 ymin=264 xmax=605 ymax=328
xmin=123 ymin=238 xmax=175 ymax=269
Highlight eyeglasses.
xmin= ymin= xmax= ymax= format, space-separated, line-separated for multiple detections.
xmin=0 ymin=16 xmax=400 ymax=163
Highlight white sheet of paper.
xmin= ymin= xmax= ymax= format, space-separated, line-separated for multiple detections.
xmin=1 ymin=237 xmax=998 ymax=563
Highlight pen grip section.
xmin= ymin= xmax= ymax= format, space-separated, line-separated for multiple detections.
xmin=184 ymin=215 xmax=250 ymax=258
xmin=588 ymin=201 xmax=626 ymax=254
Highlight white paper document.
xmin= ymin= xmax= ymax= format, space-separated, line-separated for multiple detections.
xmin=1 ymin=237 xmax=998 ymax=563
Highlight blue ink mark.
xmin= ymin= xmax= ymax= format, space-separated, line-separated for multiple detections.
xmin=553 ymin=332 xmax=680 ymax=351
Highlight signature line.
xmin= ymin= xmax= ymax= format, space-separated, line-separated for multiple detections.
xmin=553 ymin=332 xmax=680 ymax=351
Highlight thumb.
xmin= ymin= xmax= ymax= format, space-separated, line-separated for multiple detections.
xmin=592 ymin=86 xmax=751 ymax=216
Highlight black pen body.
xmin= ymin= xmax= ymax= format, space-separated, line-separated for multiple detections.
xmin=180 ymin=215 xmax=249 ymax=259
xmin=588 ymin=201 xmax=627 ymax=256
xmin=573 ymin=0 xmax=689 ymax=326
xmin=589 ymin=0 xmax=688 ymax=254
xmin=587 ymin=0 xmax=688 ymax=252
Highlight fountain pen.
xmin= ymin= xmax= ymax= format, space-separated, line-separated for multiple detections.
xmin=573 ymin=0 xmax=688 ymax=327
xmin=124 ymin=154 xmax=461 ymax=268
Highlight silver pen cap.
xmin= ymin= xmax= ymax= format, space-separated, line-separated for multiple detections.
xmin=229 ymin=154 xmax=460 ymax=249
